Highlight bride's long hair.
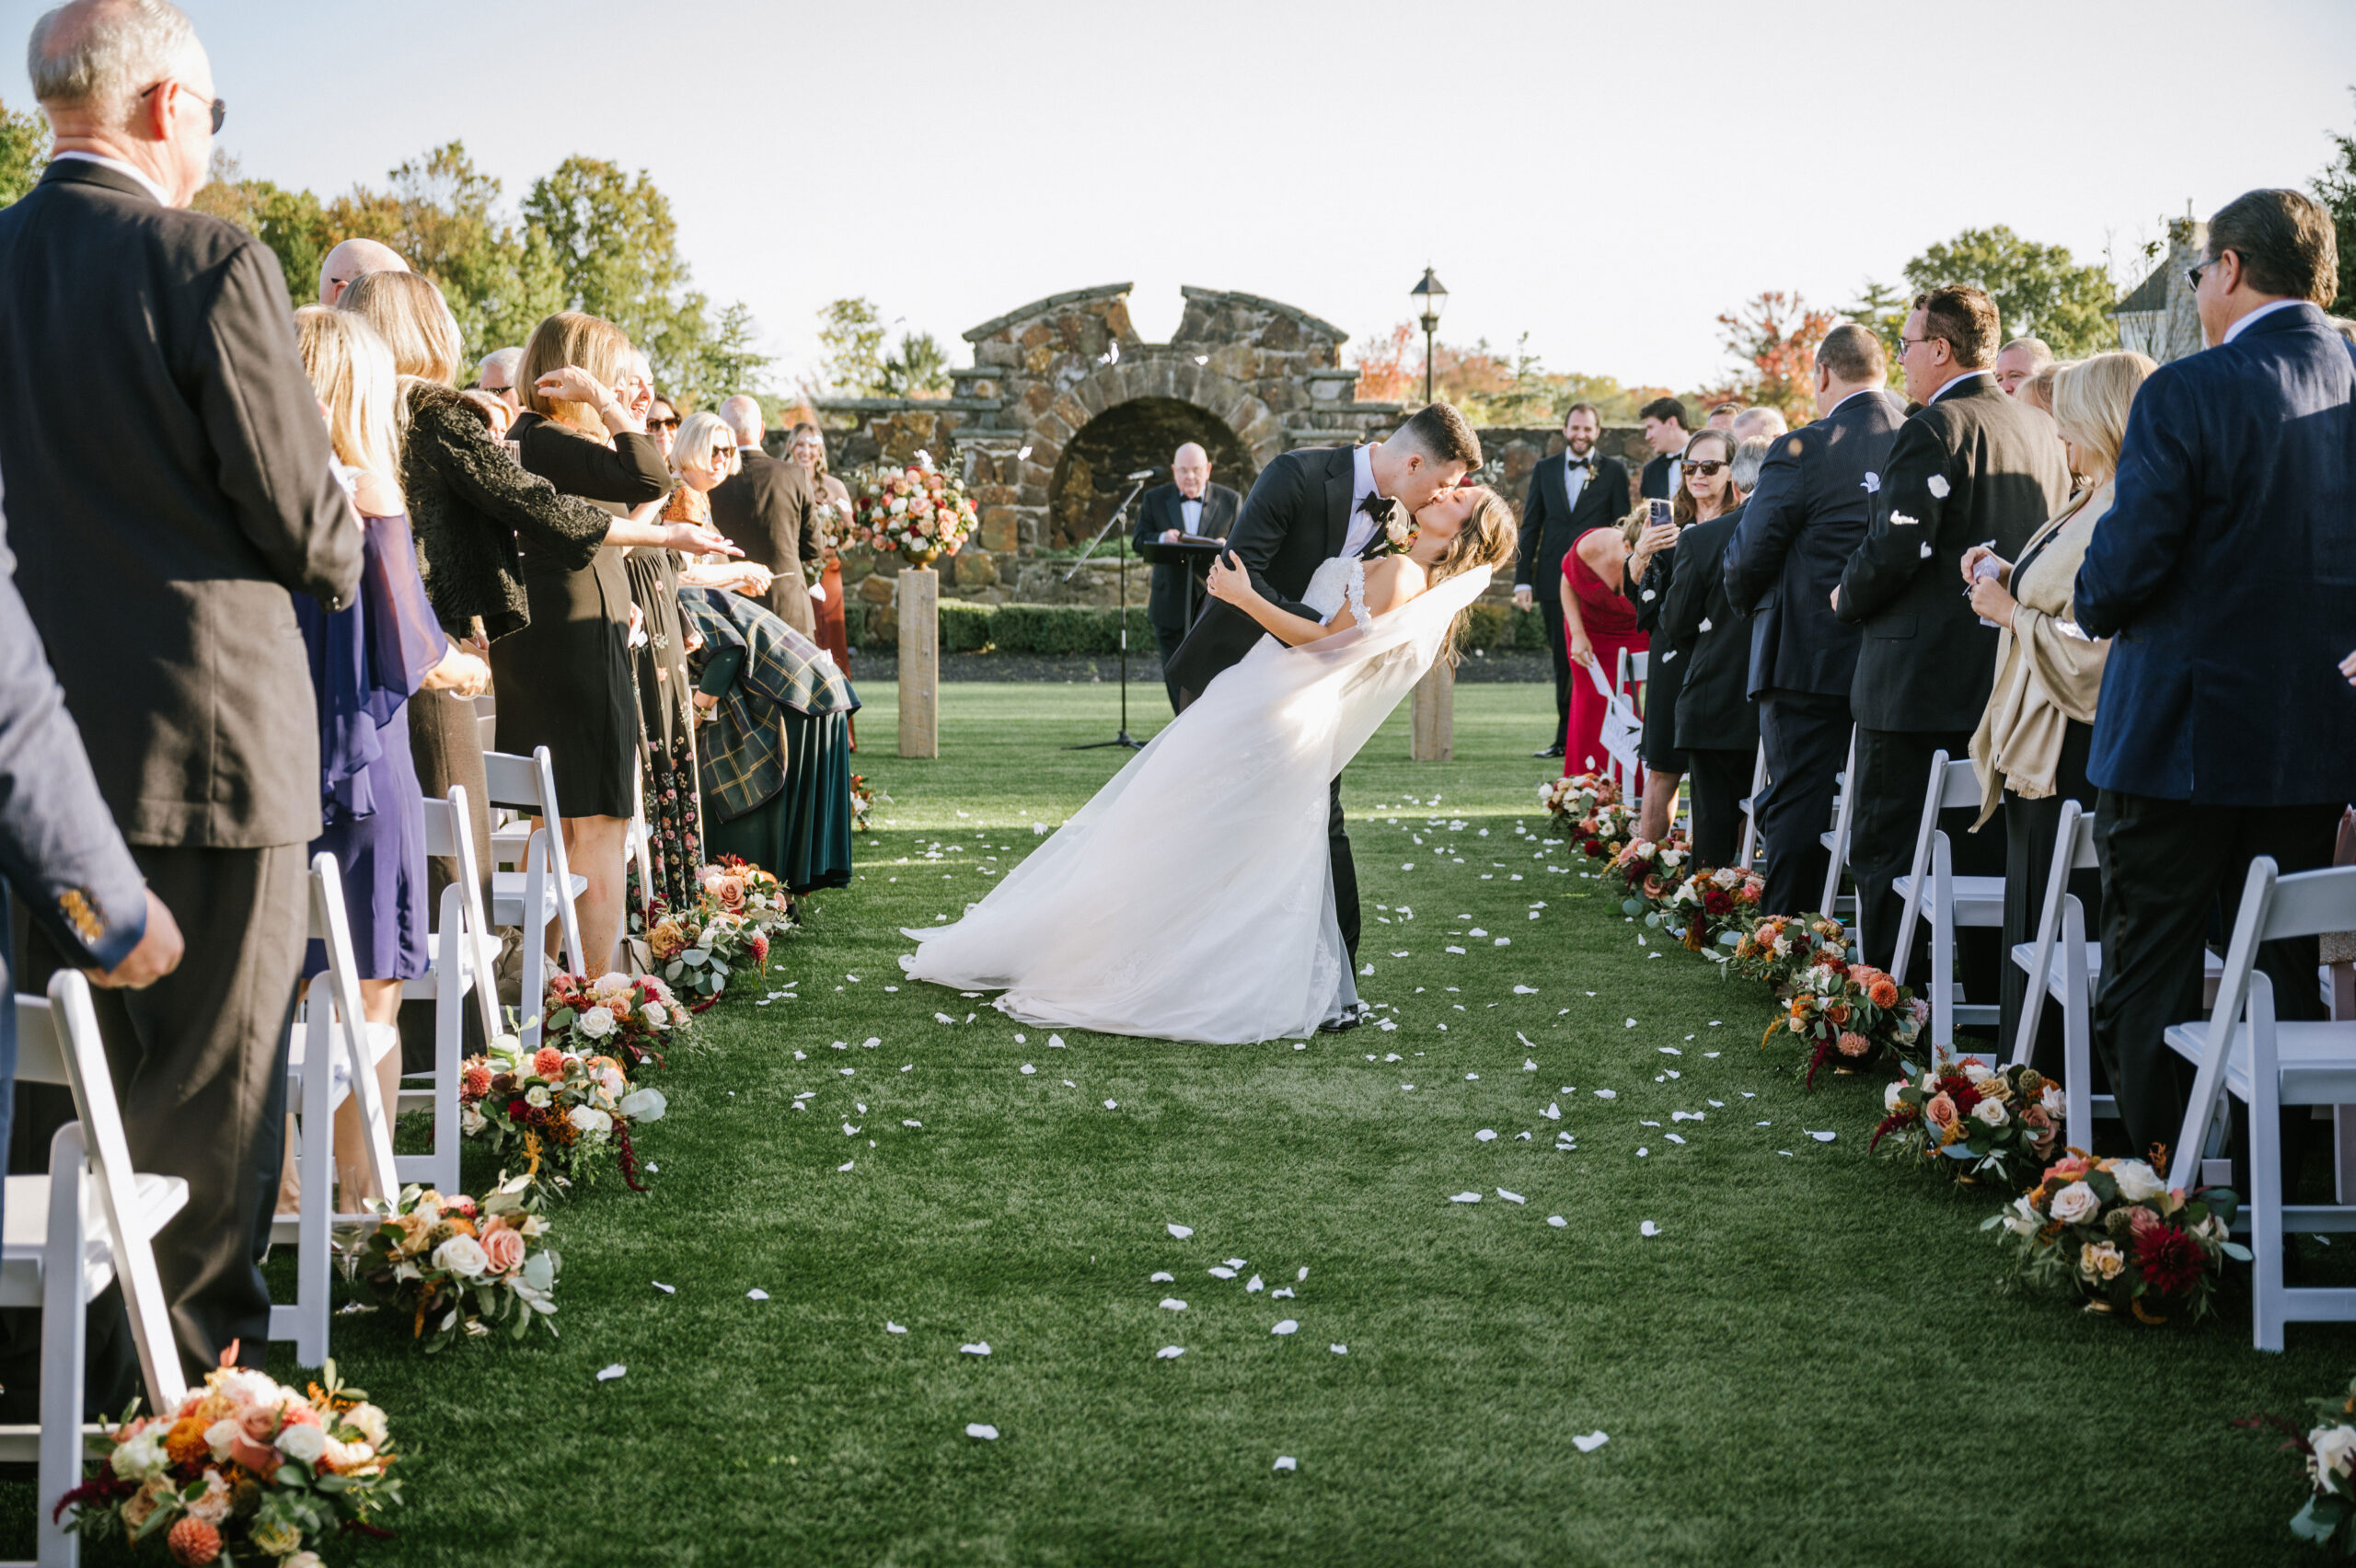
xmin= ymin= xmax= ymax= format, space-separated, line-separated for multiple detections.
xmin=1427 ymin=486 xmax=1518 ymax=666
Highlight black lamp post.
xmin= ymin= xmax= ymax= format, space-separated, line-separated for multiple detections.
xmin=1410 ymin=266 xmax=1449 ymax=405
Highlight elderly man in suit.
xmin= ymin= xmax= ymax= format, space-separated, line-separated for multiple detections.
xmin=1513 ymin=402 xmax=1631 ymax=758
xmin=1135 ymin=443 xmax=1240 ymax=712
xmin=0 ymin=0 xmax=364 ymax=1378
xmin=1833 ymin=284 xmax=2072 ymax=974
xmin=1722 ymin=325 xmax=1905 ymax=915
xmin=711 ymin=394 xmax=824 ymax=636
xmin=2074 ymin=189 xmax=2356 ymax=1165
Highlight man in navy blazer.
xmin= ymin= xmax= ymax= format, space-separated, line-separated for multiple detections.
xmin=1721 ymin=326 xmax=1905 ymax=915
xmin=2073 ymin=188 xmax=2356 ymax=1165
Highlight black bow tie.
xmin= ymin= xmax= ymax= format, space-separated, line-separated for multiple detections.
xmin=1357 ymin=493 xmax=1399 ymax=522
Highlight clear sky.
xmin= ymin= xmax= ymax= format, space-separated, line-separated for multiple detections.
xmin=6 ymin=0 xmax=2353 ymax=391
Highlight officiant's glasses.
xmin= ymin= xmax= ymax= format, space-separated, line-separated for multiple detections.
xmin=140 ymin=80 xmax=225 ymax=133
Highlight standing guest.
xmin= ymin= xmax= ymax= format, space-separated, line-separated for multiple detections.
xmin=491 ymin=312 xmax=737 ymax=977
xmin=791 ymin=421 xmax=861 ymax=749
xmin=0 ymin=0 xmax=364 ymax=1379
xmin=288 ymin=306 xmax=488 ymax=1205
xmin=1707 ymin=401 xmax=1744 ymax=432
xmin=1661 ymin=435 xmax=1757 ymax=867
xmin=2016 ymin=362 xmax=2064 ymax=417
xmin=316 ymin=235 xmax=405 ymax=306
xmin=1730 ymin=406 xmax=1788 ymax=444
xmin=1961 ymin=351 xmax=2155 ymax=1066
xmin=1135 ymin=442 xmax=1242 ymax=712
xmin=710 ymin=395 xmax=824 ymax=636
xmin=1638 ymin=397 xmax=1690 ymax=500
xmin=644 ymin=393 xmax=681 ymax=461
xmin=2074 ymin=190 xmax=2355 ymax=1167
xmin=1633 ymin=430 xmax=1736 ymax=849
xmin=1559 ymin=506 xmax=1649 ymax=779
xmin=1834 ymin=284 xmax=2073 ymax=974
xmin=477 ymin=347 xmax=524 ymax=409
xmin=1994 ymin=336 xmax=2055 ymax=397
xmin=1513 ymin=403 xmax=1630 ymax=758
xmin=1723 ymin=325 xmax=1904 ymax=917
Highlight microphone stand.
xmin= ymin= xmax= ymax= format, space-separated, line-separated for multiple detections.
xmin=1062 ymin=471 xmax=1154 ymax=751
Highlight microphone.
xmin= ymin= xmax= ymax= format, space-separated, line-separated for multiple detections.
xmin=1127 ymin=469 xmax=1156 ymax=480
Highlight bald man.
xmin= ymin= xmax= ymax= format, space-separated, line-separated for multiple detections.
xmin=1135 ymin=442 xmax=1241 ymax=710
xmin=317 ymin=236 xmax=407 ymax=305
xmin=1993 ymin=336 xmax=2054 ymax=397
xmin=708 ymin=394 xmax=823 ymax=634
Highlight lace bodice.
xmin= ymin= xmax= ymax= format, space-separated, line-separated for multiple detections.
xmin=1303 ymin=556 xmax=1369 ymax=627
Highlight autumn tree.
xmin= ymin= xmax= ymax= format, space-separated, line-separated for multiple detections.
xmin=1707 ymin=291 xmax=1834 ymax=423
xmin=1349 ymin=323 xmax=1416 ymax=403
xmin=1899 ymin=225 xmax=2116 ymax=358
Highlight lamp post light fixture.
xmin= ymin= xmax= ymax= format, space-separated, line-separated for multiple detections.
xmin=1410 ymin=266 xmax=1448 ymax=406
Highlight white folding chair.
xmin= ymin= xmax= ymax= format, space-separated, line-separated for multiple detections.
xmin=2166 ymin=859 xmax=2356 ymax=1351
xmin=472 ymin=693 xmax=498 ymax=754
xmin=268 ymin=852 xmax=399 ymax=1367
xmin=1817 ymin=726 xmax=1860 ymax=922
xmin=1735 ymin=739 xmax=1767 ymax=870
xmin=1611 ymin=648 xmax=1649 ymax=799
xmin=481 ymin=746 xmax=588 ymax=1038
xmin=398 ymin=787 xmax=499 ymax=1193
xmin=628 ymin=767 xmax=656 ymax=925
xmin=1888 ymin=752 xmax=2004 ymax=1065
xmin=2 ymin=972 xmax=189 ymax=1568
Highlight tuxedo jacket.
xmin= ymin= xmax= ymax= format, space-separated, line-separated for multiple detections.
xmin=1661 ymin=503 xmax=1759 ymax=752
xmin=1133 ymin=481 xmax=1241 ymax=632
xmin=0 ymin=160 xmax=363 ymax=850
xmin=1515 ymin=451 xmax=1631 ymax=595
xmin=2075 ymin=303 xmax=2356 ymax=804
xmin=1640 ymin=453 xmax=1678 ymax=502
xmin=1163 ymin=445 xmax=1357 ymax=705
xmin=1835 ymin=374 xmax=2072 ymax=732
xmin=710 ymin=446 xmax=825 ymax=624
xmin=1721 ymin=389 xmax=1906 ymax=699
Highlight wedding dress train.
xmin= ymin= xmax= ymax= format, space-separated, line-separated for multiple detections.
xmin=902 ymin=556 xmax=1495 ymax=1043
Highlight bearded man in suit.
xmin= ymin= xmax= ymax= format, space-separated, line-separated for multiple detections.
xmin=1513 ymin=402 xmax=1631 ymax=757
xmin=1134 ymin=442 xmax=1241 ymax=712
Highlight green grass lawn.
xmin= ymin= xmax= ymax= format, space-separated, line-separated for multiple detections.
xmin=19 ymin=678 xmax=2354 ymax=1565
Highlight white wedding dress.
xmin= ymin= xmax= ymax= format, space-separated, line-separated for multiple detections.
xmin=902 ymin=556 xmax=1495 ymax=1043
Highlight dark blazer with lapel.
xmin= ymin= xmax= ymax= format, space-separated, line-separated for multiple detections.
xmin=0 ymin=160 xmax=363 ymax=850
xmin=1662 ymin=502 xmax=1759 ymax=751
xmin=1514 ymin=451 xmax=1631 ymax=593
xmin=1133 ymin=480 xmax=1241 ymax=632
xmin=710 ymin=445 xmax=824 ymax=585
xmin=1722 ymin=389 xmax=1905 ymax=698
xmin=2075 ymin=303 xmax=2356 ymax=804
xmin=1640 ymin=453 xmax=1678 ymax=502
xmin=1834 ymin=373 xmax=2073 ymax=732
xmin=1163 ymin=446 xmax=1354 ymax=703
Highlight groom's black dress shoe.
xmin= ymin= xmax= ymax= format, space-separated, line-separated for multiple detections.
xmin=1535 ymin=744 xmax=1565 ymax=759
xmin=1318 ymin=1004 xmax=1367 ymax=1034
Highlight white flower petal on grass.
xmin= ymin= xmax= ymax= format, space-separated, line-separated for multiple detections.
xmin=1516 ymin=986 xmax=1538 ymax=996
xmin=903 ymin=1119 xmax=922 ymax=1128
xmin=1246 ymin=1274 xmax=1264 ymax=1293
xmin=1048 ymin=1034 xmax=1065 ymax=1049
xmin=1640 ymin=1221 xmax=1661 ymax=1238
xmin=653 ymin=1281 xmax=676 ymax=1295
xmin=1161 ymin=1298 xmax=1188 ymax=1311
xmin=1573 ymin=1431 xmax=1610 ymax=1453
xmin=1808 ymin=1130 xmax=1838 ymax=1143
xmin=596 ymin=1364 xmax=627 ymax=1382
xmin=1298 ymin=1267 xmax=1309 ymax=1282
xmin=1496 ymin=1189 xmax=1526 ymax=1205
xmin=837 ymin=1160 xmax=855 ymax=1172
xmin=1103 ymin=1100 xmax=1118 ymax=1110
xmin=960 ymin=1342 xmax=990 ymax=1356
xmin=1020 ymin=1064 xmax=1034 ymax=1075
xmin=887 ymin=1321 xmax=907 ymax=1334
xmin=1624 ymin=1018 xmax=1637 ymax=1029
xmin=1157 ymin=1345 xmax=1186 ymax=1359
xmin=1329 ymin=1343 xmax=1347 ymax=1355
xmin=1272 ymin=1320 xmax=1299 ymax=1335
xmin=965 ymin=1423 xmax=999 ymax=1440
xmin=1273 ymin=1456 xmax=1298 ymax=1471
xmin=1592 ymin=1089 xmax=1617 ymax=1101
xmin=1547 ymin=1216 xmax=1567 ymax=1228
xmin=1166 ymin=1223 xmax=1193 ymax=1239
xmin=1150 ymin=1271 xmax=1174 ymax=1283
xmin=1208 ymin=1267 xmax=1237 ymax=1279
xmin=747 ymin=1289 xmax=770 ymax=1301
xmin=1449 ymin=1192 xmax=1482 ymax=1204
xmin=1542 ymin=1103 xmax=1561 ymax=1120
xmin=1475 ymin=1128 xmax=1497 ymax=1143
xmin=1271 ymin=1286 xmax=1293 ymax=1298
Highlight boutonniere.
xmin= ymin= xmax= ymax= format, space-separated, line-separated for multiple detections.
xmin=1359 ymin=498 xmax=1416 ymax=559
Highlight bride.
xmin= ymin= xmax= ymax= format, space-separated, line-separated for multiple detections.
xmin=901 ymin=484 xmax=1517 ymax=1043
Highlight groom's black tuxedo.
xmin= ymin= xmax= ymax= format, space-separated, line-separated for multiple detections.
xmin=1162 ymin=444 xmax=1367 ymax=970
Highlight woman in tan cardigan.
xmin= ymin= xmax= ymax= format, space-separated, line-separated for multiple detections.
xmin=1960 ymin=351 xmax=2157 ymax=1060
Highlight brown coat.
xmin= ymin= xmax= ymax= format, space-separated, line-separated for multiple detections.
xmin=710 ymin=446 xmax=822 ymax=634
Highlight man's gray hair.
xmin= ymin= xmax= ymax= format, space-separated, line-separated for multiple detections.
xmin=478 ymin=347 xmax=523 ymax=386
xmin=1731 ymin=436 xmax=1772 ymax=494
xmin=28 ymin=0 xmax=202 ymax=124
xmin=717 ymin=394 xmax=766 ymax=447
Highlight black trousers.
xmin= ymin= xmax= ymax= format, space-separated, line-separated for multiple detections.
xmin=1539 ymin=599 xmax=1571 ymax=749
xmin=9 ymin=843 xmax=305 ymax=1387
xmin=1330 ymin=775 xmax=1359 ymax=963
xmin=1850 ymin=727 xmax=2004 ymax=999
xmin=2091 ymin=792 xmax=2340 ymax=1165
xmin=1151 ymin=620 xmax=1187 ymax=714
xmin=1685 ymin=746 xmax=1754 ymax=870
xmin=1754 ymin=690 xmax=1850 ymax=917
xmin=1997 ymin=719 xmax=2100 ymax=1077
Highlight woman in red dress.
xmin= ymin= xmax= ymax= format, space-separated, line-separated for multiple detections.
xmin=1561 ymin=512 xmax=1649 ymax=779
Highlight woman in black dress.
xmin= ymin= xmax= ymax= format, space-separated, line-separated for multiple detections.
xmin=1660 ymin=433 xmax=1759 ymax=869
xmin=491 ymin=311 xmax=736 ymax=976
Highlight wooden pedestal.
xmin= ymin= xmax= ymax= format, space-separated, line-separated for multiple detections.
xmin=897 ymin=567 xmax=938 ymax=758
xmin=1410 ymin=659 xmax=1454 ymax=761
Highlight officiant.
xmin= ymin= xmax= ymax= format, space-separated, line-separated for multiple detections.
xmin=1135 ymin=442 xmax=1240 ymax=711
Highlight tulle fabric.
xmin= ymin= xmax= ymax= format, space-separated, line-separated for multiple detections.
xmin=903 ymin=559 xmax=1495 ymax=1043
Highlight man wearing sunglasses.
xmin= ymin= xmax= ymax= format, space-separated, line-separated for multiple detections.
xmin=0 ymin=0 xmax=364 ymax=1392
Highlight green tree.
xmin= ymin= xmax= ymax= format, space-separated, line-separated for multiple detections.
xmin=1842 ymin=278 xmax=1911 ymax=362
xmin=191 ymin=150 xmax=335 ymax=305
xmin=0 ymin=97 xmax=46 ymax=207
xmin=880 ymin=329 xmax=952 ymax=398
xmin=1900 ymin=225 xmax=2117 ymax=358
xmin=814 ymin=297 xmax=890 ymax=396
xmin=2312 ymin=91 xmax=2356 ymax=315
xmin=329 ymin=142 xmax=564 ymax=357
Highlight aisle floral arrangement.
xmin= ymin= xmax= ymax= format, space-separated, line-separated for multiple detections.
xmin=1539 ymin=772 xmax=1634 ymax=860
xmin=2240 ymin=1370 xmax=2356 ymax=1554
xmin=1873 ymin=1059 xmax=2062 ymax=1183
xmin=850 ymin=774 xmax=877 ymax=831
xmin=58 ymin=1354 xmax=400 ymax=1563
xmin=849 ymin=453 xmax=978 ymax=565
xmin=1724 ymin=913 xmax=1926 ymax=1081
xmin=352 ymin=1178 xmax=560 ymax=1350
xmin=639 ymin=857 xmax=797 ymax=1002
xmin=460 ymin=1020 xmax=667 ymax=1193
xmin=1984 ymin=1154 xmax=2249 ymax=1322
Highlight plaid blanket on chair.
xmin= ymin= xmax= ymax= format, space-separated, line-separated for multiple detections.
xmin=680 ymin=587 xmax=860 ymax=824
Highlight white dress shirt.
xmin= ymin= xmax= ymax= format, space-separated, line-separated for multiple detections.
xmin=1341 ymin=444 xmax=1383 ymax=557
xmin=1562 ymin=450 xmax=1590 ymax=511
xmin=1179 ymin=495 xmax=1204 ymax=535
xmin=1928 ymin=370 xmax=1992 ymax=404
xmin=51 ymin=150 xmax=169 ymax=206
xmin=2223 ymin=297 xmax=2304 ymax=344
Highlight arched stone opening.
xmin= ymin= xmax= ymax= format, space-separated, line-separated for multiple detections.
xmin=1045 ymin=397 xmax=1259 ymax=549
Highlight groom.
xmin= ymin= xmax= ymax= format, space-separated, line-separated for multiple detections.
xmin=1164 ymin=402 xmax=1483 ymax=1025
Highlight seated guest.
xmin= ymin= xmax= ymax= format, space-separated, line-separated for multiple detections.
xmin=2074 ymin=189 xmax=2356 ymax=1169
xmin=679 ymin=587 xmax=860 ymax=903
xmin=289 ymin=306 xmax=489 ymax=1205
xmin=1658 ymin=430 xmax=1755 ymax=867
xmin=1961 ymin=352 xmax=2155 ymax=1068
xmin=1994 ymin=336 xmax=2055 ymax=397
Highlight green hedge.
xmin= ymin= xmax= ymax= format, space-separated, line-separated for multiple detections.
xmin=938 ymin=599 xmax=996 ymax=654
xmin=1459 ymin=604 xmax=1549 ymax=651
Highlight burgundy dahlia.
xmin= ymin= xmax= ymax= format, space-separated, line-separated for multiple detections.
xmin=2133 ymin=1222 xmax=2207 ymax=1297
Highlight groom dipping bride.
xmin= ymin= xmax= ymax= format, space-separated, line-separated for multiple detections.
xmin=903 ymin=404 xmax=1516 ymax=1043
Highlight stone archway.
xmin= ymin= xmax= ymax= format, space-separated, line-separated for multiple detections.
xmin=1047 ymin=397 xmax=1259 ymax=549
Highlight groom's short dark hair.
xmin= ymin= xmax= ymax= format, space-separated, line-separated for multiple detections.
xmin=1396 ymin=401 xmax=1483 ymax=469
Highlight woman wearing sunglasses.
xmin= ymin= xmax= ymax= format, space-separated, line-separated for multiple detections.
xmin=1658 ymin=431 xmax=1759 ymax=869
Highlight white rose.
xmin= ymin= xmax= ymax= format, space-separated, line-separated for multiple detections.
xmin=461 ymin=1103 xmax=488 ymax=1135
xmin=341 ymin=1402 xmax=388 ymax=1447
xmin=2000 ymin=1194 xmax=2041 ymax=1237
xmin=579 ymin=1005 xmax=617 ymax=1039
xmin=619 ymin=1087 xmax=667 ymax=1123
xmin=110 ymin=1428 xmax=168 ymax=1481
xmin=1883 ymin=1080 xmax=1906 ymax=1113
xmin=433 ymin=1235 xmax=490 ymax=1277
xmin=641 ymin=1002 xmax=669 ymax=1029
xmin=570 ymin=1104 xmax=614 ymax=1136
xmin=1970 ymin=1098 xmax=2009 ymax=1128
xmin=525 ymin=1084 xmax=552 ymax=1108
xmin=2078 ymin=1239 xmax=2125 ymax=1280
xmin=183 ymin=1470 xmax=231 ymax=1524
xmin=2314 ymin=1425 xmax=2356 ymax=1492
xmin=2109 ymin=1159 xmax=2165 ymax=1201
xmin=2048 ymin=1181 xmax=2100 ymax=1226
xmin=1960 ymin=1060 xmax=1992 ymax=1084
xmin=203 ymin=1417 xmax=240 ymax=1462
xmin=276 ymin=1421 xmax=328 ymax=1464
xmin=2040 ymin=1083 xmax=2064 ymax=1115
xmin=286 ymin=1553 xmax=327 ymax=1568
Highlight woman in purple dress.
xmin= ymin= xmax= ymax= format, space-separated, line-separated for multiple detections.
xmin=291 ymin=306 xmax=489 ymax=1206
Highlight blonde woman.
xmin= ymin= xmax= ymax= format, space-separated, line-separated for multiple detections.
xmin=1961 ymin=350 xmax=2157 ymax=1059
xmin=789 ymin=422 xmax=858 ymax=686
xmin=287 ymin=306 xmax=488 ymax=1205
